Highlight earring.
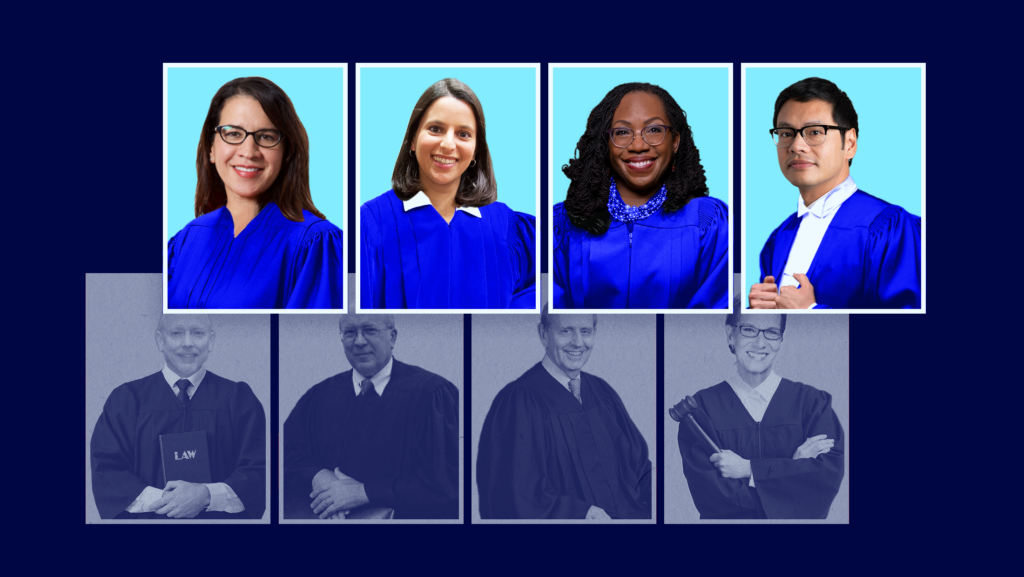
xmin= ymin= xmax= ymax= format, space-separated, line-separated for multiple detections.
xmin=409 ymin=150 xmax=415 ymax=157
xmin=671 ymin=164 xmax=675 ymax=172
xmin=469 ymin=159 xmax=477 ymax=167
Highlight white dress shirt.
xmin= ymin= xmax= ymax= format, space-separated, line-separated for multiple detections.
xmin=352 ymin=356 xmax=394 ymax=397
xmin=125 ymin=365 xmax=244 ymax=514
xmin=402 ymin=191 xmax=482 ymax=218
xmin=724 ymin=368 xmax=783 ymax=487
xmin=541 ymin=355 xmax=576 ymax=394
xmin=781 ymin=176 xmax=858 ymax=308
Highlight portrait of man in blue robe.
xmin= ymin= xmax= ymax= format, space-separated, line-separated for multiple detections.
xmin=750 ymin=77 xmax=921 ymax=310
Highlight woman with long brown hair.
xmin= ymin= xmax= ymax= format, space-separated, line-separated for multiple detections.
xmin=360 ymin=78 xmax=536 ymax=309
xmin=168 ymin=77 xmax=344 ymax=309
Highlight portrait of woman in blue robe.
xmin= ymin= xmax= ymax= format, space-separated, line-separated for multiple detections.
xmin=553 ymin=82 xmax=728 ymax=309
xmin=360 ymin=78 xmax=537 ymax=309
xmin=167 ymin=77 xmax=345 ymax=309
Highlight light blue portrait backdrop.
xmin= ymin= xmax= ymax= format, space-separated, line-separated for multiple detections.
xmin=551 ymin=67 xmax=730 ymax=204
xmin=744 ymin=67 xmax=922 ymax=300
xmin=358 ymin=67 xmax=538 ymax=215
xmin=167 ymin=67 xmax=347 ymax=237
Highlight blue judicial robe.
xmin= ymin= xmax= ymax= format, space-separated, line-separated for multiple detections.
xmin=360 ymin=190 xmax=536 ymax=309
xmin=90 ymin=371 xmax=267 ymax=520
xmin=758 ymin=190 xmax=921 ymax=309
xmin=477 ymin=363 xmax=652 ymax=519
xmin=677 ymin=379 xmax=844 ymax=519
xmin=552 ymin=197 xmax=728 ymax=309
xmin=168 ymin=202 xmax=344 ymax=309
xmin=283 ymin=360 xmax=459 ymax=520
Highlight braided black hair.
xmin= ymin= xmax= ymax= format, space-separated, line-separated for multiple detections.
xmin=561 ymin=82 xmax=709 ymax=235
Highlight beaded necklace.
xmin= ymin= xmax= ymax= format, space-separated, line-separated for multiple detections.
xmin=606 ymin=176 xmax=667 ymax=223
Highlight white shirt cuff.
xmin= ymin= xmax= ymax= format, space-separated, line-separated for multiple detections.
xmin=126 ymin=486 xmax=165 ymax=513
xmin=205 ymin=482 xmax=245 ymax=513
xmin=807 ymin=303 xmax=818 ymax=310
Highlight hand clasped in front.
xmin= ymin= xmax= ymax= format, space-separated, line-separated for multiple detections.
xmin=310 ymin=468 xmax=370 ymax=520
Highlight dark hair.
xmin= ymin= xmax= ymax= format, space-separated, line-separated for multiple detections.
xmin=773 ymin=77 xmax=859 ymax=167
xmin=195 ymin=77 xmax=325 ymax=222
xmin=725 ymin=290 xmax=787 ymax=332
xmin=391 ymin=78 xmax=497 ymax=207
xmin=561 ymin=82 xmax=709 ymax=235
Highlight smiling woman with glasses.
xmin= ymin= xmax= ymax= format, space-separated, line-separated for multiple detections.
xmin=553 ymin=82 xmax=728 ymax=309
xmin=360 ymin=77 xmax=537 ymax=310
xmin=670 ymin=307 xmax=845 ymax=519
xmin=167 ymin=76 xmax=344 ymax=309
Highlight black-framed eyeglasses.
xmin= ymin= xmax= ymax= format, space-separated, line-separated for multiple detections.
xmin=729 ymin=324 xmax=784 ymax=340
xmin=769 ymin=125 xmax=846 ymax=147
xmin=340 ymin=328 xmax=382 ymax=343
xmin=214 ymin=125 xmax=284 ymax=148
xmin=607 ymin=124 xmax=672 ymax=148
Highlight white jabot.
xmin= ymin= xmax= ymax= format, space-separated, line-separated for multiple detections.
xmin=402 ymin=191 xmax=481 ymax=218
xmin=352 ymin=356 xmax=394 ymax=397
xmin=541 ymin=355 xmax=576 ymax=393
xmin=781 ymin=176 xmax=858 ymax=306
xmin=126 ymin=365 xmax=244 ymax=514
xmin=725 ymin=368 xmax=782 ymax=487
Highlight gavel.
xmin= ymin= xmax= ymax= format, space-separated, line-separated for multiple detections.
xmin=669 ymin=396 xmax=721 ymax=454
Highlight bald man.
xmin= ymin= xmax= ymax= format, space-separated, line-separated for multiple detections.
xmin=90 ymin=314 xmax=267 ymax=519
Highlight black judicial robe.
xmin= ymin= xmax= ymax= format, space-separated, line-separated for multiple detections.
xmin=677 ymin=379 xmax=844 ymax=519
xmin=477 ymin=363 xmax=651 ymax=519
xmin=283 ymin=360 xmax=459 ymax=519
xmin=90 ymin=371 xmax=267 ymax=520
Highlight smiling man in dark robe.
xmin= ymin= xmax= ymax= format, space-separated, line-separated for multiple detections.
xmin=283 ymin=314 xmax=459 ymax=520
xmin=477 ymin=310 xmax=651 ymax=520
xmin=675 ymin=310 xmax=845 ymax=519
xmin=90 ymin=314 xmax=267 ymax=520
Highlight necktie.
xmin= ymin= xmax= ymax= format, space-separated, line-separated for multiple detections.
xmin=569 ymin=377 xmax=582 ymax=404
xmin=360 ymin=379 xmax=380 ymax=399
xmin=176 ymin=379 xmax=191 ymax=406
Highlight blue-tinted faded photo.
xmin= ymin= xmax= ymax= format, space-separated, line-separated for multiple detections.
xmin=551 ymin=67 xmax=730 ymax=310
xmin=359 ymin=67 xmax=538 ymax=310
xmin=166 ymin=68 xmax=346 ymax=310
xmin=744 ymin=68 xmax=923 ymax=311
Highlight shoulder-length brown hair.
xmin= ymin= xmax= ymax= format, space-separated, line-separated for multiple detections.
xmin=195 ymin=77 xmax=325 ymax=221
xmin=391 ymin=78 xmax=497 ymax=207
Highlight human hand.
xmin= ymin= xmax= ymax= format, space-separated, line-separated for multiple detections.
xmin=776 ymin=274 xmax=816 ymax=309
xmin=792 ymin=434 xmax=834 ymax=459
xmin=310 ymin=468 xmax=368 ymax=519
xmin=585 ymin=505 xmax=611 ymax=520
xmin=749 ymin=276 xmax=779 ymax=309
xmin=312 ymin=469 xmax=335 ymax=495
xmin=152 ymin=480 xmax=211 ymax=519
xmin=710 ymin=450 xmax=752 ymax=479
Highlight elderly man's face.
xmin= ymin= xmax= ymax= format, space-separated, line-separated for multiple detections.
xmin=540 ymin=314 xmax=596 ymax=376
xmin=156 ymin=315 xmax=215 ymax=378
xmin=341 ymin=316 xmax=396 ymax=378
xmin=727 ymin=315 xmax=784 ymax=379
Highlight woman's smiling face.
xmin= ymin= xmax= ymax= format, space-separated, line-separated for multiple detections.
xmin=209 ymin=95 xmax=284 ymax=202
xmin=411 ymin=96 xmax=477 ymax=193
xmin=607 ymin=91 xmax=679 ymax=202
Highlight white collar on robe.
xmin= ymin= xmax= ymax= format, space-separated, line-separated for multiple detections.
xmin=541 ymin=355 xmax=577 ymax=393
xmin=797 ymin=175 xmax=857 ymax=219
xmin=161 ymin=364 xmax=207 ymax=398
xmin=724 ymin=368 xmax=782 ymax=423
xmin=402 ymin=191 xmax=481 ymax=218
xmin=352 ymin=356 xmax=394 ymax=396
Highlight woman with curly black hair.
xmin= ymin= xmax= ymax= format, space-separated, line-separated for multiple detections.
xmin=553 ymin=82 xmax=728 ymax=309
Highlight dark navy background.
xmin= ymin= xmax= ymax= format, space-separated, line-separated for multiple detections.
xmin=12 ymin=5 xmax=1002 ymax=572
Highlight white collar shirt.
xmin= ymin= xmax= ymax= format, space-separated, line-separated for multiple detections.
xmin=161 ymin=365 xmax=207 ymax=399
xmin=541 ymin=355 xmax=576 ymax=393
xmin=352 ymin=356 xmax=394 ymax=397
xmin=781 ymin=176 xmax=859 ymax=305
xmin=402 ymin=191 xmax=482 ymax=218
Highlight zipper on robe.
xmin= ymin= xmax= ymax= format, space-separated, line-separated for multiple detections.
xmin=626 ymin=221 xmax=634 ymax=307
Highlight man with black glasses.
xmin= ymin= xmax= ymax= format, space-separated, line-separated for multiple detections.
xmin=749 ymin=77 xmax=921 ymax=309
xmin=672 ymin=310 xmax=844 ymax=519
xmin=283 ymin=314 xmax=459 ymax=520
